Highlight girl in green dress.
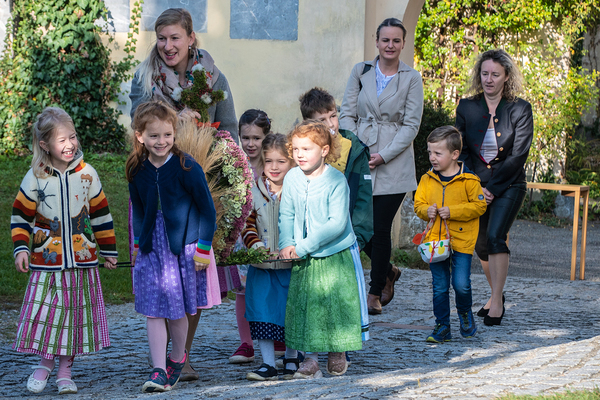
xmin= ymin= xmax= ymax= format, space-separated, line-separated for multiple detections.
xmin=279 ymin=120 xmax=363 ymax=378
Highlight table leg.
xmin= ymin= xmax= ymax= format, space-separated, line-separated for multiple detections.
xmin=570 ymin=190 xmax=580 ymax=281
xmin=580 ymin=190 xmax=589 ymax=280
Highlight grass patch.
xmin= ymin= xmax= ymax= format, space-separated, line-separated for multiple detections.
xmin=359 ymin=248 xmax=428 ymax=272
xmin=392 ymin=248 xmax=429 ymax=270
xmin=0 ymin=153 xmax=133 ymax=304
xmin=499 ymin=388 xmax=600 ymax=400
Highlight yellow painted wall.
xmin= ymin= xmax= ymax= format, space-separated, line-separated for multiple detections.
xmin=364 ymin=0 xmax=425 ymax=67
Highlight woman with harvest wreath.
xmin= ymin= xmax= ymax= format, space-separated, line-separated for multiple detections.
xmin=129 ymin=7 xmax=238 ymax=142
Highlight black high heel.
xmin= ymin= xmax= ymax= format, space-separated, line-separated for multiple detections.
xmin=484 ymin=306 xmax=505 ymax=326
xmin=477 ymin=295 xmax=505 ymax=318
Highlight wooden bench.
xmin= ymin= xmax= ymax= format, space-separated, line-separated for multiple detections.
xmin=526 ymin=182 xmax=590 ymax=280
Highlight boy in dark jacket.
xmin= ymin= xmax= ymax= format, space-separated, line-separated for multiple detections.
xmin=299 ymin=87 xmax=373 ymax=250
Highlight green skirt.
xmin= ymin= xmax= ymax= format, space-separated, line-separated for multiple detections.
xmin=285 ymin=247 xmax=362 ymax=353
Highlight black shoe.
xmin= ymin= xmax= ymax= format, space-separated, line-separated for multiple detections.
xmin=246 ymin=363 xmax=278 ymax=381
xmin=477 ymin=295 xmax=505 ymax=318
xmin=484 ymin=314 xmax=502 ymax=326
xmin=276 ymin=351 xmax=304 ymax=369
xmin=281 ymin=358 xmax=301 ymax=380
xmin=483 ymin=306 xmax=505 ymax=326
xmin=476 ymin=306 xmax=489 ymax=317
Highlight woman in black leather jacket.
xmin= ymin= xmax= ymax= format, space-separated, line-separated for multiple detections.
xmin=456 ymin=49 xmax=533 ymax=326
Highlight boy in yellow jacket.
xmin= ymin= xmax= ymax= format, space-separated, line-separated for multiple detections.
xmin=414 ymin=126 xmax=487 ymax=343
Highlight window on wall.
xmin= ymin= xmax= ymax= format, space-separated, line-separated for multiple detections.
xmin=139 ymin=0 xmax=208 ymax=33
xmin=230 ymin=0 xmax=298 ymax=41
xmin=0 ymin=0 xmax=9 ymax=52
xmin=101 ymin=0 xmax=131 ymax=32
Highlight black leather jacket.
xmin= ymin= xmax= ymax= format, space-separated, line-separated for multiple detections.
xmin=456 ymin=96 xmax=533 ymax=197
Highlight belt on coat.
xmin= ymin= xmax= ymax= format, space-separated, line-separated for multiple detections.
xmin=357 ymin=117 xmax=399 ymax=147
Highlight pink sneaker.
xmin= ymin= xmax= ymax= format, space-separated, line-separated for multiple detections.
xmin=228 ymin=342 xmax=255 ymax=364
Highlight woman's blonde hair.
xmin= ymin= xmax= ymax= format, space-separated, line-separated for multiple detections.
xmin=287 ymin=120 xmax=341 ymax=165
xmin=31 ymin=107 xmax=77 ymax=178
xmin=125 ymin=100 xmax=189 ymax=181
xmin=467 ymin=49 xmax=523 ymax=102
xmin=136 ymin=8 xmax=199 ymax=99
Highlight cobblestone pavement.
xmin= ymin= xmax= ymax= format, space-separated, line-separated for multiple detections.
xmin=2 ymin=268 xmax=600 ymax=399
xmin=473 ymin=220 xmax=600 ymax=281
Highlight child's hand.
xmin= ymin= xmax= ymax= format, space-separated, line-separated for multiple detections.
xmin=15 ymin=252 xmax=29 ymax=273
xmin=103 ymin=257 xmax=118 ymax=270
xmin=194 ymin=261 xmax=209 ymax=271
xmin=427 ymin=204 xmax=438 ymax=219
xmin=279 ymin=246 xmax=297 ymax=260
xmin=438 ymin=206 xmax=450 ymax=220
xmin=131 ymin=254 xmax=136 ymax=267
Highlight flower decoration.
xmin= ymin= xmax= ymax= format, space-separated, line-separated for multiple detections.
xmin=179 ymin=64 xmax=227 ymax=124
xmin=171 ymin=87 xmax=183 ymax=102
xmin=207 ymin=131 xmax=254 ymax=263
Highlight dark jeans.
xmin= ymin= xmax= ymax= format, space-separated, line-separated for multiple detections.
xmin=430 ymin=251 xmax=473 ymax=326
xmin=475 ymin=183 xmax=527 ymax=261
xmin=364 ymin=193 xmax=405 ymax=296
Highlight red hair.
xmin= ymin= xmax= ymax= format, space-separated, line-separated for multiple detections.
xmin=287 ymin=120 xmax=341 ymax=164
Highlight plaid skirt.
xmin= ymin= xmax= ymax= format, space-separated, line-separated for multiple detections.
xmin=13 ymin=268 xmax=110 ymax=359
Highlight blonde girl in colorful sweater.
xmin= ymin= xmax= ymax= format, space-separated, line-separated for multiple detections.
xmin=11 ymin=107 xmax=118 ymax=395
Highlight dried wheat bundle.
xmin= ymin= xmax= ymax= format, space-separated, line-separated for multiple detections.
xmin=176 ymin=118 xmax=253 ymax=263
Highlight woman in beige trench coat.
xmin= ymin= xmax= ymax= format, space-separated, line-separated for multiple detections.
xmin=340 ymin=17 xmax=423 ymax=315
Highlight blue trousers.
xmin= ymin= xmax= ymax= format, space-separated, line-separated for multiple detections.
xmin=429 ymin=251 xmax=473 ymax=326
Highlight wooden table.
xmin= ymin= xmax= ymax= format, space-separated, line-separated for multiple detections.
xmin=526 ymin=182 xmax=590 ymax=280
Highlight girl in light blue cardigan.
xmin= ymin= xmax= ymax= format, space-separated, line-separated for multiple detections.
xmin=279 ymin=120 xmax=363 ymax=379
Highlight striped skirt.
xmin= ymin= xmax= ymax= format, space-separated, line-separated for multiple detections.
xmin=13 ymin=268 xmax=110 ymax=359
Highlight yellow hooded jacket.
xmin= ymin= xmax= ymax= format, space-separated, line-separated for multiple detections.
xmin=414 ymin=162 xmax=487 ymax=254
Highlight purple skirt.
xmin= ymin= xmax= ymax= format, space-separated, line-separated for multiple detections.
xmin=133 ymin=211 xmax=207 ymax=319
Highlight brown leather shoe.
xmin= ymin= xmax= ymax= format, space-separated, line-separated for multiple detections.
xmin=293 ymin=358 xmax=323 ymax=379
xmin=327 ymin=352 xmax=348 ymax=376
xmin=381 ymin=266 xmax=401 ymax=306
xmin=367 ymin=294 xmax=382 ymax=315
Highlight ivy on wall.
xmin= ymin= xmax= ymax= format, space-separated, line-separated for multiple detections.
xmin=0 ymin=0 xmax=142 ymax=154
xmin=415 ymin=0 xmax=600 ymax=180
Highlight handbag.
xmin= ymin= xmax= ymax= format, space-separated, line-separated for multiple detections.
xmin=413 ymin=217 xmax=452 ymax=264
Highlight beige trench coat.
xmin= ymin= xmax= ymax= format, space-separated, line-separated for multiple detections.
xmin=340 ymin=57 xmax=424 ymax=196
